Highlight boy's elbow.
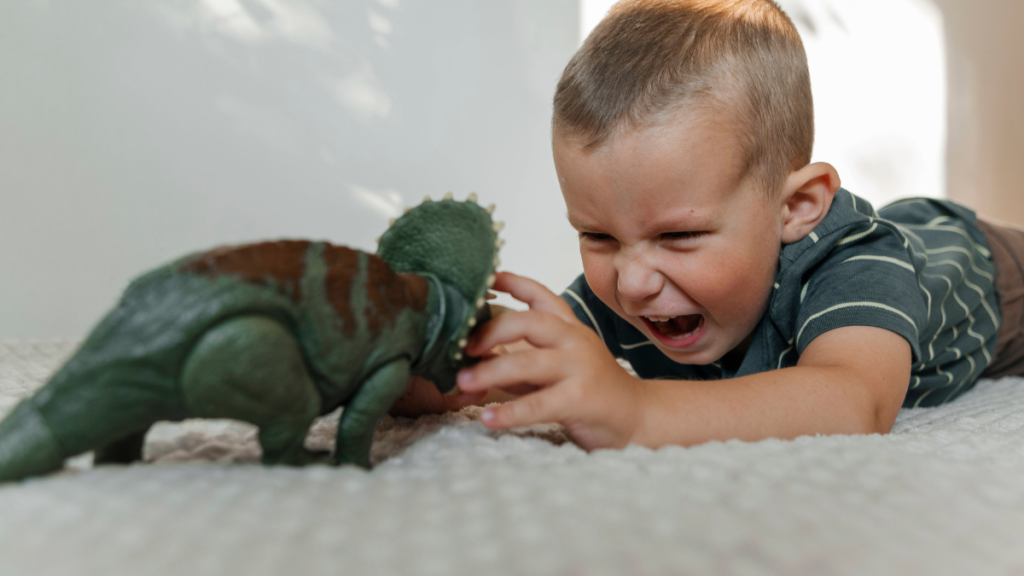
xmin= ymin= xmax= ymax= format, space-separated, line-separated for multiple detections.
xmin=867 ymin=405 xmax=897 ymax=435
xmin=800 ymin=325 xmax=912 ymax=437
xmin=862 ymin=385 xmax=903 ymax=435
xmin=838 ymin=372 xmax=903 ymax=436
xmin=837 ymin=402 xmax=895 ymax=437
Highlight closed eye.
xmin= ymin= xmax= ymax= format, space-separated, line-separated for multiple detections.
xmin=579 ymin=232 xmax=614 ymax=241
xmin=662 ymin=231 xmax=708 ymax=240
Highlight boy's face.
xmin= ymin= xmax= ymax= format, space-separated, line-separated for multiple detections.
xmin=553 ymin=110 xmax=785 ymax=365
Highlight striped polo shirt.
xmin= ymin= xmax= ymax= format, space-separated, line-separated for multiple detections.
xmin=561 ymin=189 xmax=999 ymax=408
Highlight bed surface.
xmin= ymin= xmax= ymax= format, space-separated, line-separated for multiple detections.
xmin=2 ymin=340 xmax=1024 ymax=575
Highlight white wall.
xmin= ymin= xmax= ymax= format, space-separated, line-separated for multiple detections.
xmin=783 ymin=0 xmax=947 ymax=208
xmin=0 ymin=0 xmax=582 ymax=338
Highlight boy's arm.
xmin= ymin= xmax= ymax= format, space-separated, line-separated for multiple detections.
xmin=630 ymin=326 xmax=910 ymax=447
xmin=459 ymin=272 xmax=911 ymax=450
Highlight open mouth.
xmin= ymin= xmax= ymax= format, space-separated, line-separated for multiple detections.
xmin=642 ymin=314 xmax=705 ymax=343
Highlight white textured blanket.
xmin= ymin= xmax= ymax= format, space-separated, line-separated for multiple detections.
xmin=2 ymin=340 xmax=1024 ymax=575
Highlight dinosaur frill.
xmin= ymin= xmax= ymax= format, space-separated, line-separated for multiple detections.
xmin=377 ymin=193 xmax=503 ymax=390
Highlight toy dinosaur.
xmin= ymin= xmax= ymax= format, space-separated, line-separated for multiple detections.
xmin=0 ymin=194 xmax=503 ymax=482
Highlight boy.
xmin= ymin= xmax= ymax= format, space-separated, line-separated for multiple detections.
xmin=392 ymin=0 xmax=1024 ymax=451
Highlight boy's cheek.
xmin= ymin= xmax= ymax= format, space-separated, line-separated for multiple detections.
xmin=581 ymin=257 xmax=618 ymax=305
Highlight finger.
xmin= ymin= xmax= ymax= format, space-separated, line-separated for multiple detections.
xmin=492 ymin=272 xmax=577 ymax=323
xmin=458 ymin=348 xmax=567 ymax=392
xmin=486 ymin=304 xmax=518 ymax=319
xmin=492 ymin=383 xmax=544 ymax=396
xmin=480 ymin=344 xmax=509 ymax=359
xmin=479 ymin=385 xmax=566 ymax=429
xmin=467 ymin=309 xmax=575 ymax=355
xmin=446 ymin=390 xmax=488 ymax=408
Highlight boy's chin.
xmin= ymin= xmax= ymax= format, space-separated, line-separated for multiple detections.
xmin=655 ymin=345 xmax=722 ymax=366
xmin=644 ymin=332 xmax=722 ymax=365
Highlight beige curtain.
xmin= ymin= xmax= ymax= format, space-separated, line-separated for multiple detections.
xmin=934 ymin=0 xmax=1024 ymax=227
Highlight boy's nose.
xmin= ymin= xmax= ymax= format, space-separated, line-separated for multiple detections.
xmin=615 ymin=253 xmax=663 ymax=302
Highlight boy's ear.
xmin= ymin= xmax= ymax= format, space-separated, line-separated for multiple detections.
xmin=779 ymin=162 xmax=841 ymax=244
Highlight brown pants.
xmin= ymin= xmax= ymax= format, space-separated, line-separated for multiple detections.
xmin=977 ymin=218 xmax=1024 ymax=378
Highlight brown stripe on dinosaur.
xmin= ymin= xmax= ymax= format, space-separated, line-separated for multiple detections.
xmin=180 ymin=240 xmax=311 ymax=302
xmin=322 ymin=245 xmax=430 ymax=337
xmin=399 ymin=272 xmax=430 ymax=313
xmin=321 ymin=245 xmax=360 ymax=336
xmin=364 ymin=256 xmax=432 ymax=336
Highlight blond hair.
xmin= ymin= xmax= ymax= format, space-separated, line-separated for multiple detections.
xmin=553 ymin=0 xmax=813 ymax=193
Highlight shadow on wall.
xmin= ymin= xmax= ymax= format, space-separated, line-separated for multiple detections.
xmin=0 ymin=0 xmax=581 ymax=338
xmin=158 ymin=0 xmax=405 ymax=218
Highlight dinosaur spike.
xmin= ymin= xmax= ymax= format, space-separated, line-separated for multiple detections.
xmin=486 ymin=204 xmax=496 ymax=214
xmin=495 ymin=238 xmax=505 ymax=248
xmin=476 ymin=297 xmax=485 ymax=308
xmin=458 ymin=338 xmax=467 ymax=349
xmin=375 ymin=237 xmax=381 ymax=244
xmin=404 ymin=207 xmax=412 ymax=214
xmin=388 ymin=218 xmax=396 ymax=226
xmin=493 ymin=256 xmax=500 ymax=267
xmin=454 ymin=352 xmax=463 ymax=361
xmin=443 ymin=192 xmax=453 ymax=200
xmin=422 ymin=195 xmax=432 ymax=203
xmin=468 ymin=318 xmax=477 ymax=327
xmin=467 ymin=193 xmax=478 ymax=203
xmin=486 ymin=275 xmax=495 ymax=287
xmin=492 ymin=221 xmax=505 ymax=232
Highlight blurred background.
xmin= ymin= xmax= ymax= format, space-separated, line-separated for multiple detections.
xmin=1 ymin=0 xmax=1022 ymax=338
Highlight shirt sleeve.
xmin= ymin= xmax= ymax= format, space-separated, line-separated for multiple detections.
xmin=793 ymin=222 xmax=928 ymax=363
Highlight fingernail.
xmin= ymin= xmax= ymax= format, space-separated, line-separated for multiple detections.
xmin=480 ymin=410 xmax=494 ymax=423
xmin=457 ymin=369 xmax=474 ymax=388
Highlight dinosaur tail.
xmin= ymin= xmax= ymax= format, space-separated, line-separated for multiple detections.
xmin=0 ymin=399 xmax=68 ymax=484
xmin=0 ymin=361 xmax=189 ymax=484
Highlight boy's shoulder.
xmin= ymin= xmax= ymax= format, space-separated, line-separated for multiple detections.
xmin=775 ymin=189 xmax=999 ymax=406
xmin=773 ymin=189 xmax=988 ymax=345
xmin=778 ymin=188 xmax=989 ymax=280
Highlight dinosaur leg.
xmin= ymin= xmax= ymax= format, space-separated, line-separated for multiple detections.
xmin=94 ymin=429 xmax=148 ymax=464
xmin=180 ymin=315 xmax=330 ymax=467
xmin=334 ymin=358 xmax=411 ymax=468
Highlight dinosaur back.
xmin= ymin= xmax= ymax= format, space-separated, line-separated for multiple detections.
xmin=179 ymin=240 xmax=311 ymax=303
xmin=180 ymin=240 xmax=429 ymax=339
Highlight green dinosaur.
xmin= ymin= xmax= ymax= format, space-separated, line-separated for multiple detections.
xmin=0 ymin=195 xmax=502 ymax=482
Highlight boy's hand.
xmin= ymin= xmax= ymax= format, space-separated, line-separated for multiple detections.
xmin=456 ymin=271 xmax=642 ymax=450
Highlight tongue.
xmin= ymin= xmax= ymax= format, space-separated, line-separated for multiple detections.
xmin=654 ymin=315 xmax=702 ymax=338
